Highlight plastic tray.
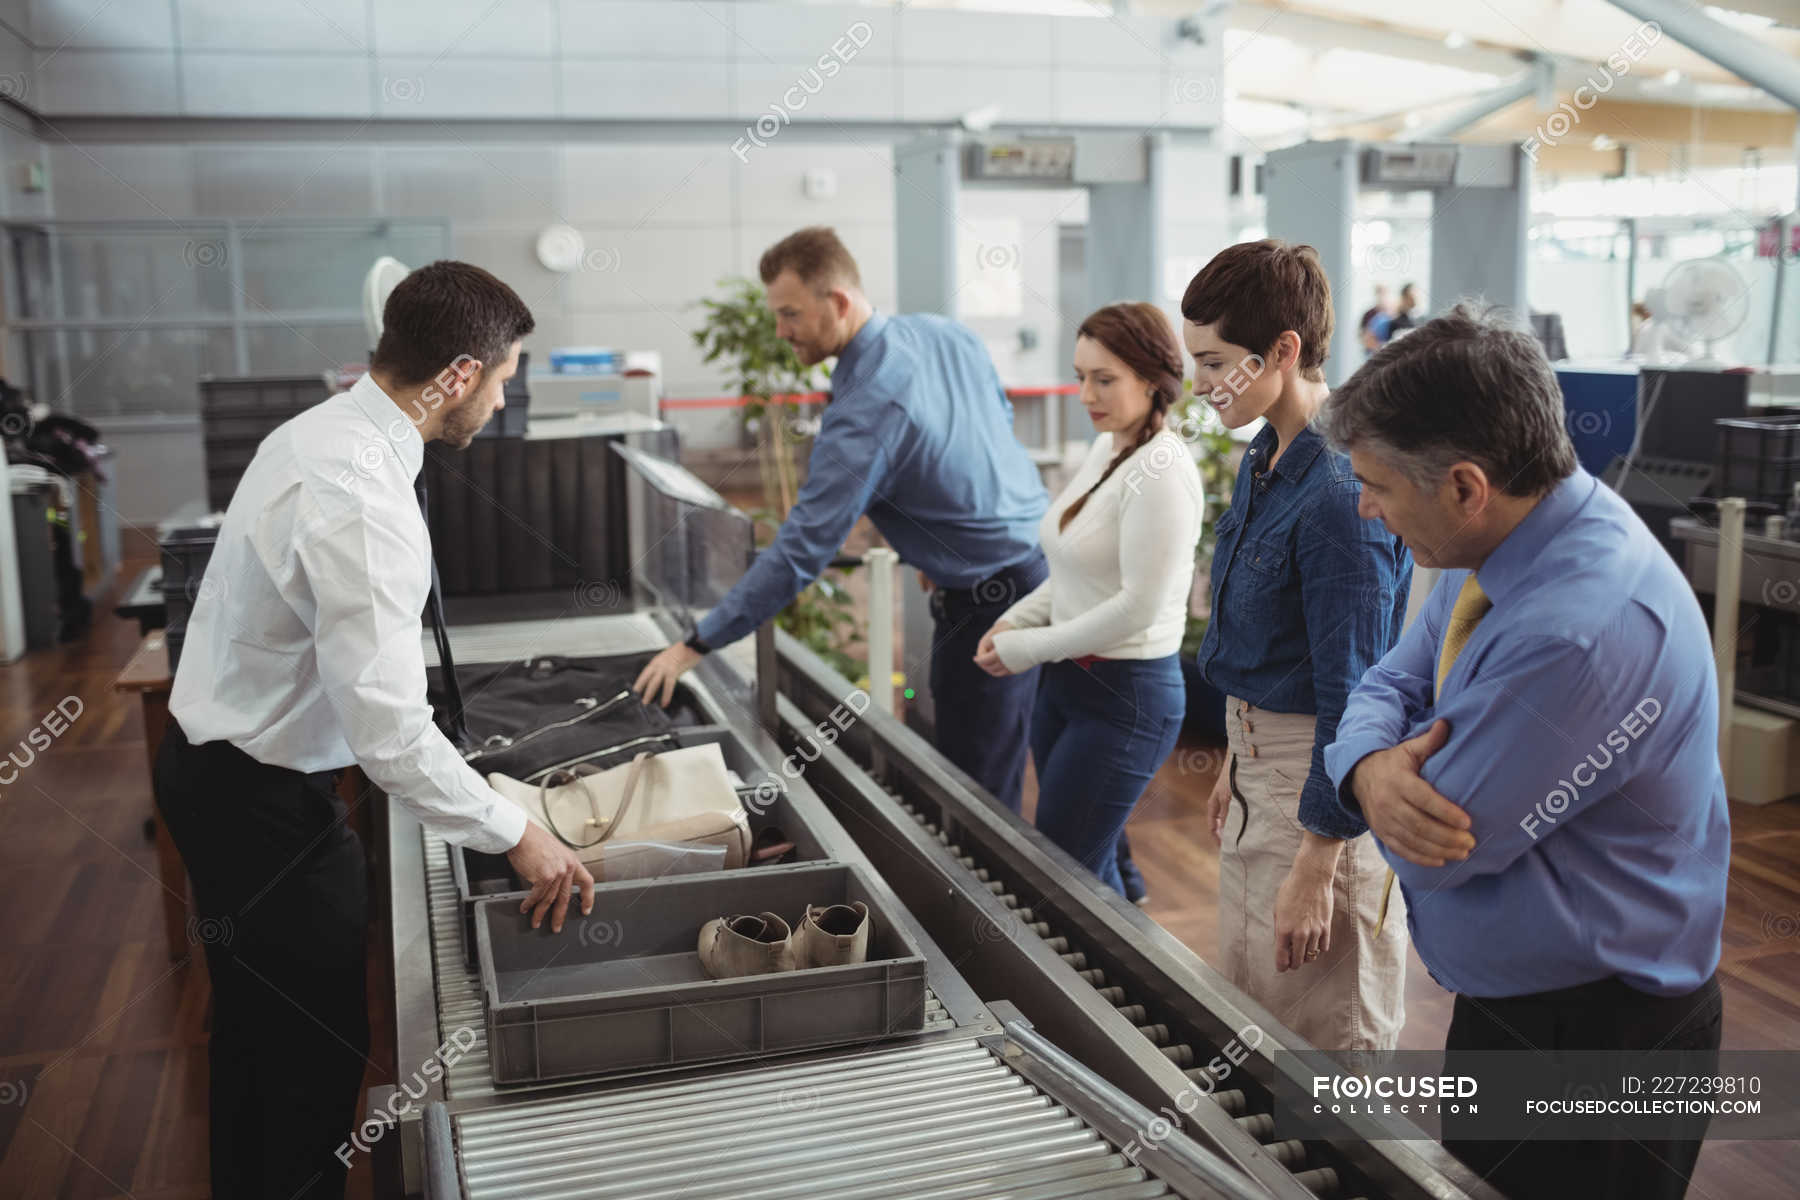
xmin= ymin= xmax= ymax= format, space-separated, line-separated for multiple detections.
xmin=474 ymin=861 xmax=927 ymax=1085
xmin=450 ymin=724 xmax=814 ymax=963
xmin=1715 ymin=410 xmax=1800 ymax=508
xmin=158 ymin=517 xmax=222 ymax=674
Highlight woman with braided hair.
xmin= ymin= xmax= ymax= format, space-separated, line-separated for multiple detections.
xmin=974 ymin=302 xmax=1201 ymax=899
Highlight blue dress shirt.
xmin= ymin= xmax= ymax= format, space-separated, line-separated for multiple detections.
xmin=696 ymin=311 xmax=1048 ymax=648
xmin=1198 ymin=422 xmax=1413 ymax=839
xmin=1326 ymin=469 xmax=1730 ymax=998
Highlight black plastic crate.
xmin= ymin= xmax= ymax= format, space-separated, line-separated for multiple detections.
xmin=474 ymin=861 xmax=927 ymax=1085
xmin=199 ymin=374 xmax=331 ymax=510
xmin=1715 ymin=411 xmax=1800 ymax=507
xmin=158 ymin=517 xmax=222 ymax=675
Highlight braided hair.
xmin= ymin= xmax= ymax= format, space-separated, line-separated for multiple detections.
xmin=1059 ymin=302 xmax=1186 ymax=531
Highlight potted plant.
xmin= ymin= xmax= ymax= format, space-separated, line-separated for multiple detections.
xmin=1171 ymin=384 xmax=1239 ymax=741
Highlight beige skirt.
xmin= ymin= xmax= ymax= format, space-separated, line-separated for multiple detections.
xmin=1216 ymin=697 xmax=1408 ymax=1052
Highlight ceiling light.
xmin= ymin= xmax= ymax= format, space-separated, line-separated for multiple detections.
xmin=1660 ymin=69 xmax=1683 ymax=86
xmin=1443 ymin=31 xmax=1469 ymax=50
xmin=1702 ymin=5 xmax=1776 ymax=31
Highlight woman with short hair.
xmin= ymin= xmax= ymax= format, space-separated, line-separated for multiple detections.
xmin=1185 ymin=240 xmax=1413 ymax=1051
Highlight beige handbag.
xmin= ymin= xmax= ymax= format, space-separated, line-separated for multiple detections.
xmin=487 ymin=743 xmax=751 ymax=871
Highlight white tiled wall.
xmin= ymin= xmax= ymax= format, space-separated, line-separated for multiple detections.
xmin=371 ymin=0 xmax=555 ymax=60
xmin=181 ymin=52 xmax=371 ymax=118
xmin=36 ymin=135 xmax=907 ymax=450
xmin=13 ymin=0 xmax=1229 ymax=468
xmin=175 ymin=0 xmax=367 ymax=54
xmin=14 ymin=0 xmax=1223 ymax=129
xmin=563 ymin=145 xmax=734 ymax=226
xmin=31 ymin=0 xmax=173 ymax=50
xmin=32 ymin=48 xmax=178 ymax=115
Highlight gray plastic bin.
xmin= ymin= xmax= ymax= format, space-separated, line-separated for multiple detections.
xmin=474 ymin=861 xmax=927 ymax=1085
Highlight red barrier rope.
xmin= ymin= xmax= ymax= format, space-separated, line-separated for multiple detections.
xmin=659 ymin=384 xmax=1079 ymax=411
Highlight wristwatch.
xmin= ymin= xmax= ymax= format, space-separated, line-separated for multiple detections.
xmin=683 ymin=632 xmax=712 ymax=656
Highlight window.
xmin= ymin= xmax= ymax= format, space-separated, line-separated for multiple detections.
xmin=4 ymin=220 xmax=448 ymax=419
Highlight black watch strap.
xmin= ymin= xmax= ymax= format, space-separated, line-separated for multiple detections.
xmin=684 ymin=633 xmax=712 ymax=656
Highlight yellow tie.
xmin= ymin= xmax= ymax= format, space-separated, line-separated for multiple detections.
xmin=1374 ymin=575 xmax=1491 ymax=936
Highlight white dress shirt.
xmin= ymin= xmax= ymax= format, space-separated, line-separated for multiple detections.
xmin=991 ymin=429 xmax=1204 ymax=672
xmin=170 ymin=374 xmax=528 ymax=855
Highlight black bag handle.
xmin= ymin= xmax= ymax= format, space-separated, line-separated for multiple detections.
xmin=415 ymin=478 xmax=470 ymax=748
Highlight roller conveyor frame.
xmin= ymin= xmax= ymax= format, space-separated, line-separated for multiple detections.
xmin=375 ymin=608 xmax=1501 ymax=1199
xmin=772 ymin=629 xmax=1505 ymax=1200
xmin=380 ymin=612 xmax=1256 ymax=1197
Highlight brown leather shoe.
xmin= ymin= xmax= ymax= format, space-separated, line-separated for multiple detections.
xmin=697 ymin=912 xmax=796 ymax=978
xmin=792 ymin=901 xmax=870 ymax=969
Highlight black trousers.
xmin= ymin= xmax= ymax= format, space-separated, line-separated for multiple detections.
xmin=153 ymin=720 xmax=370 ymax=1200
xmin=1443 ymin=973 xmax=1723 ymax=1200
xmin=928 ymin=551 xmax=1048 ymax=814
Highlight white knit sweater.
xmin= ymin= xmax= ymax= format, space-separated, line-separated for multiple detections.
xmin=991 ymin=429 xmax=1204 ymax=672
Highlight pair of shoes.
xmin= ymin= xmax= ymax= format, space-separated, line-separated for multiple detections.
xmin=697 ymin=902 xmax=870 ymax=979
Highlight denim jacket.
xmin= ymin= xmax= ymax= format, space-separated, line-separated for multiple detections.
xmin=1197 ymin=422 xmax=1411 ymax=838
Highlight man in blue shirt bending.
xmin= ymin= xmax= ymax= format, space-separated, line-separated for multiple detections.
xmin=635 ymin=227 xmax=1049 ymax=810
xmin=1320 ymin=304 xmax=1728 ymax=1200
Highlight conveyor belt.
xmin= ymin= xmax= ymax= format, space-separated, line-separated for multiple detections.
xmin=416 ymin=611 xmax=667 ymax=666
xmin=887 ymin=790 xmax=1339 ymax=1193
xmin=420 ymin=829 xmax=953 ymax=1101
xmin=773 ymin=631 xmax=1499 ymax=1200
xmin=451 ymin=1036 xmax=1179 ymax=1200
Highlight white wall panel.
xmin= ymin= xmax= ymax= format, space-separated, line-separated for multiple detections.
xmin=562 ymin=144 xmax=735 ymax=226
xmin=182 ymin=52 xmax=371 ymax=117
xmin=371 ymin=0 xmax=552 ymax=60
xmin=559 ymin=0 xmax=734 ymax=61
xmin=561 ymin=59 xmax=731 ymax=119
xmin=382 ymin=146 xmax=560 ymax=221
xmin=176 ymin=0 xmax=366 ymax=53
xmin=46 ymin=142 xmax=195 ymax=219
xmin=375 ymin=56 xmax=556 ymax=119
xmin=192 ymin=145 xmax=377 ymax=218
xmin=30 ymin=0 xmax=172 ymax=50
xmin=34 ymin=49 xmax=177 ymax=114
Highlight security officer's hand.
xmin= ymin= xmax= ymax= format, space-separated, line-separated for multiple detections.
xmin=506 ymin=821 xmax=594 ymax=932
xmin=633 ymin=641 xmax=702 ymax=708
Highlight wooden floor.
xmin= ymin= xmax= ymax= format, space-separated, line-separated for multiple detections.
xmin=2 ymin=554 xmax=1797 ymax=1196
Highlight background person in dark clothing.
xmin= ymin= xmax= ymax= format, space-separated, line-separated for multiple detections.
xmin=1388 ymin=282 xmax=1421 ymax=336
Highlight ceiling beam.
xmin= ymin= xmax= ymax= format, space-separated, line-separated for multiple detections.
xmin=1204 ymin=0 xmax=1800 ymax=89
xmin=1476 ymin=94 xmax=1798 ymax=147
xmin=1610 ymin=0 xmax=1800 ymax=110
xmin=1412 ymin=59 xmax=1553 ymax=138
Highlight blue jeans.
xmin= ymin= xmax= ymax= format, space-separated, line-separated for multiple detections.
xmin=1031 ymin=654 xmax=1185 ymax=896
xmin=929 ymin=551 xmax=1049 ymax=813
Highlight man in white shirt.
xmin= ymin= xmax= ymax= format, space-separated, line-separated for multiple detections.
xmin=156 ymin=261 xmax=591 ymax=1199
